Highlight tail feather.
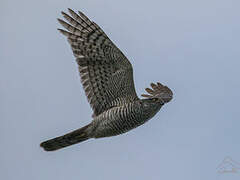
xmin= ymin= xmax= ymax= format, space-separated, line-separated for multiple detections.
xmin=40 ymin=124 xmax=91 ymax=151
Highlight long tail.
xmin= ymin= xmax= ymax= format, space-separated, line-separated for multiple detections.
xmin=40 ymin=124 xmax=91 ymax=151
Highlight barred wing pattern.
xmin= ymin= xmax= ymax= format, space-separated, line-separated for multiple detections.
xmin=58 ymin=9 xmax=138 ymax=116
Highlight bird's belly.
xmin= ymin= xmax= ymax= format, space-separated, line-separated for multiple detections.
xmin=92 ymin=106 xmax=147 ymax=138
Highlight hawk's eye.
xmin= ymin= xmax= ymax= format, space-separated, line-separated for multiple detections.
xmin=151 ymin=98 xmax=158 ymax=102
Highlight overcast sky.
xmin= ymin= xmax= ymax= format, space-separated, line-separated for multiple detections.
xmin=1 ymin=0 xmax=240 ymax=180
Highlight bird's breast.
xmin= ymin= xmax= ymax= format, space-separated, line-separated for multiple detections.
xmin=92 ymin=102 xmax=154 ymax=138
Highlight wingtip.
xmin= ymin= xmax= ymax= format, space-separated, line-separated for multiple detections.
xmin=57 ymin=28 xmax=63 ymax=32
xmin=61 ymin=11 xmax=68 ymax=17
xmin=57 ymin=18 xmax=67 ymax=27
xmin=57 ymin=28 xmax=66 ymax=35
xmin=68 ymin=8 xmax=74 ymax=12
xmin=78 ymin=10 xmax=85 ymax=17
xmin=57 ymin=18 xmax=63 ymax=23
xmin=141 ymin=94 xmax=151 ymax=98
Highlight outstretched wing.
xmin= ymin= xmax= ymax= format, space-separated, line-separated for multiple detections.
xmin=58 ymin=9 xmax=138 ymax=116
xmin=141 ymin=82 xmax=173 ymax=103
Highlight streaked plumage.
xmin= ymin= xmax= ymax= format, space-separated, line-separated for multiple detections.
xmin=40 ymin=9 xmax=173 ymax=151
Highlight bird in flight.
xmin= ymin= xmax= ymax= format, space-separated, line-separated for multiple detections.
xmin=40 ymin=9 xmax=173 ymax=151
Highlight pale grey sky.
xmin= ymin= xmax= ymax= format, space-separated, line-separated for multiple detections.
xmin=1 ymin=0 xmax=240 ymax=180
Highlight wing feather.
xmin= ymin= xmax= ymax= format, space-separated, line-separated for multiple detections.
xmin=58 ymin=9 xmax=138 ymax=116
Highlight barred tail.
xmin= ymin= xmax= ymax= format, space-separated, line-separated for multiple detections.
xmin=40 ymin=124 xmax=91 ymax=151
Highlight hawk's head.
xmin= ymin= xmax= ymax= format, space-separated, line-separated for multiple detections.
xmin=141 ymin=82 xmax=173 ymax=104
